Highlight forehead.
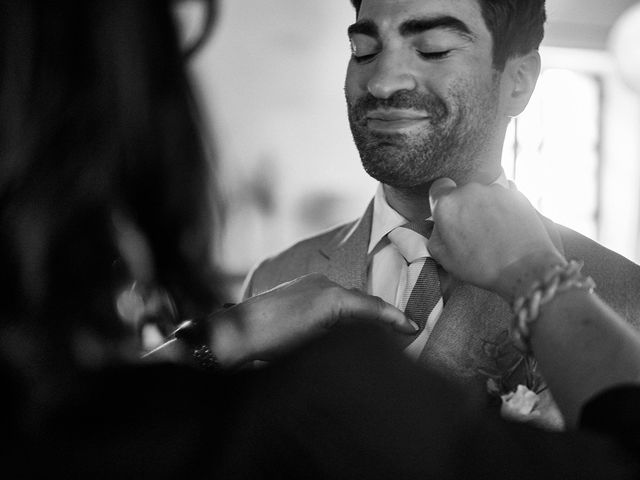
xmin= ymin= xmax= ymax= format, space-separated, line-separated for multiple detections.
xmin=357 ymin=0 xmax=489 ymax=38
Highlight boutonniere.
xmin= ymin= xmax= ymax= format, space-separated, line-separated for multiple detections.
xmin=479 ymin=330 xmax=564 ymax=430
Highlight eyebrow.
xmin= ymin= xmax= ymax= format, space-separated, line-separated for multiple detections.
xmin=348 ymin=19 xmax=378 ymax=38
xmin=400 ymin=16 xmax=474 ymax=38
xmin=348 ymin=15 xmax=475 ymax=40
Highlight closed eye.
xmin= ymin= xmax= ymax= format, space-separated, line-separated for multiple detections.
xmin=417 ymin=50 xmax=451 ymax=60
xmin=352 ymin=52 xmax=378 ymax=64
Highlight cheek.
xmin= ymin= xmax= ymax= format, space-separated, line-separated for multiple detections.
xmin=345 ymin=62 xmax=368 ymax=101
xmin=448 ymin=73 xmax=499 ymax=106
xmin=413 ymin=67 xmax=462 ymax=105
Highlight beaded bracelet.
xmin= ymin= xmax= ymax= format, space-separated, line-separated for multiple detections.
xmin=511 ymin=260 xmax=596 ymax=354
xmin=172 ymin=319 xmax=220 ymax=371
xmin=191 ymin=344 xmax=220 ymax=370
xmin=173 ymin=303 xmax=236 ymax=371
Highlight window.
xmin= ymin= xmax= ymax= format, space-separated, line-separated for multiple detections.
xmin=502 ymin=68 xmax=602 ymax=240
xmin=502 ymin=47 xmax=640 ymax=262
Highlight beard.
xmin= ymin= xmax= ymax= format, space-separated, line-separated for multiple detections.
xmin=346 ymin=83 xmax=500 ymax=191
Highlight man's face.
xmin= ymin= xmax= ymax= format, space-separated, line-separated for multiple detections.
xmin=345 ymin=0 xmax=509 ymax=189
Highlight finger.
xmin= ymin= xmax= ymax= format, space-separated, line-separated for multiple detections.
xmin=490 ymin=182 xmax=509 ymax=191
xmin=370 ymin=296 xmax=419 ymax=334
xmin=342 ymin=293 xmax=418 ymax=334
xmin=429 ymin=177 xmax=457 ymax=214
xmin=426 ymin=228 xmax=442 ymax=261
xmin=427 ymin=233 xmax=454 ymax=277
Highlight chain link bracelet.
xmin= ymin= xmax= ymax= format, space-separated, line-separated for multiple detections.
xmin=511 ymin=260 xmax=596 ymax=353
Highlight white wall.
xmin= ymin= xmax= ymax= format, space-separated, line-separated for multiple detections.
xmin=191 ymin=0 xmax=376 ymax=278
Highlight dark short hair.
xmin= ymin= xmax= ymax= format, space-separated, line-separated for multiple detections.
xmin=349 ymin=0 xmax=546 ymax=70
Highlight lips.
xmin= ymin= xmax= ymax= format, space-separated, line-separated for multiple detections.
xmin=365 ymin=109 xmax=430 ymax=132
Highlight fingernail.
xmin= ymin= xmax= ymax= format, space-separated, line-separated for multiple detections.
xmin=409 ymin=319 xmax=419 ymax=331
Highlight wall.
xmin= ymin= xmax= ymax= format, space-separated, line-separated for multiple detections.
xmin=191 ymin=0 xmax=374 ymax=283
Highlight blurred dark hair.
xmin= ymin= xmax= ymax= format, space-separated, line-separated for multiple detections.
xmin=349 ymin=0 xmax=546 ymax=70
xmin=0 ymin=0 xmax=221 ymax=357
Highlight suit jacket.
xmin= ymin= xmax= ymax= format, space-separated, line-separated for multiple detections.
xmin=243 ymin=201 xmax=640 ymax=407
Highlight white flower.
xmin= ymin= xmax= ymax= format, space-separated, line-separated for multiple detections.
xmin=500 ymin=385 xmax=565 ymax=431
xmin=501 ymin=384 xmax=540 ymax=421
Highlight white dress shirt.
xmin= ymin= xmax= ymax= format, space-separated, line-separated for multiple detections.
xmin=366 ymin=171 xmax=509 ymax=360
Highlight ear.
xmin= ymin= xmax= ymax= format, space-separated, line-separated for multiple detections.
xmin=502 ymin=50 xmax=541 ymax=118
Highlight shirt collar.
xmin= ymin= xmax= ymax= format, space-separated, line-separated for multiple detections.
xmin=368 ymin=184 xmax=407 ymax=255
xmin=367 ymin=169 xmax=509 ymax=255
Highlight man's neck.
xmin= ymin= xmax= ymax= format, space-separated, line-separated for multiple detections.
xmin=382 ymin=185 xmax=431 ymax=222
xmin=382 ymin=167 xmax=503 ymax=221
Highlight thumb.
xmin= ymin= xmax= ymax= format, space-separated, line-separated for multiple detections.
xmin=426 ymin=226 xmax=443 ymax=261
xmin=429 ymin=177 xmax=457 ymax=215
xmin=342 ymin=292 xmax=418 ymax=334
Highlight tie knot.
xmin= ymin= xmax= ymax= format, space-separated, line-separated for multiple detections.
xmin=387 ymin=222 xmax=432 ymax=264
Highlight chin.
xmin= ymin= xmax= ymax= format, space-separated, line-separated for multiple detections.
xmin=362 ymin=165 xmax=431 ymax=191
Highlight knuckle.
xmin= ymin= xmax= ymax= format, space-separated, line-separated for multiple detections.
xmin=371 ymin=296 xmax=387 ymax=320
xmin=324 ymin=283 xmax=346 ymax=305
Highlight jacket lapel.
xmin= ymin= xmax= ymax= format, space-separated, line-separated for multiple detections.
xmin=417 ymin=211 xmax=568 ymax=401
xmin=320 ymin=201 xmax=373 ymax=290
xmin=418 ymin=284 xmax=513 ymax=397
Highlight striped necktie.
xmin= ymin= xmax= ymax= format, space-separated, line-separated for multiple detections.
xmin=387 ymin=221 xmax=441 ymax=349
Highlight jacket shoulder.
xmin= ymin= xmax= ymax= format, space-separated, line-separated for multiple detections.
xmin=556 ymin=223 xmax=640 ymax=328
xmin=242 ymin=219 xmax=358 ymax=299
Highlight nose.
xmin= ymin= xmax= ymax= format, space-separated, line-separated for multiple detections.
xmin=367 ymin=51 xmax=417 ymax=99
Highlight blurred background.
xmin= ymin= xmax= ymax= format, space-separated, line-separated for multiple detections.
xmin=180 ymin=0 xmax=640 ymax=300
